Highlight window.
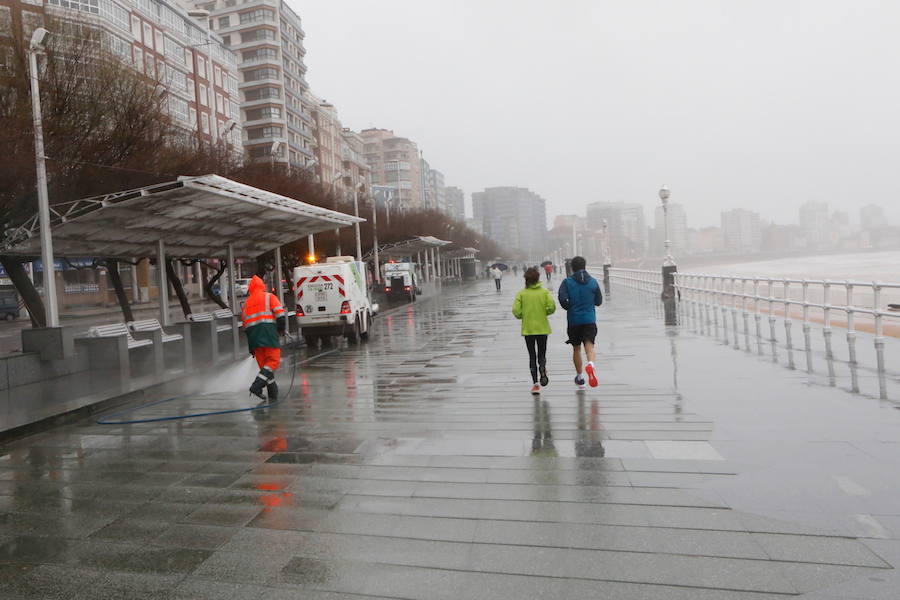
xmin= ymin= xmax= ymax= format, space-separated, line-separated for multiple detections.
xmin=244 ymin=67 xmax=278 ymax=82
xmin=221 ymin=35 xmax=230 ymax=46
xmin=214 ymin=66 xmax=222 ymax=87
xmin=133 ymin=46 xmax=143 ymax=69
xmin=184 ymin=49 xmax=193 ymax=72
xmin=201 ymin=113 xmax=209 ymax=133
xmin=215 ymin=92 xmax=223 ymax=113
xmin=189 ymin=107 xmax=197 ymax=126
xmin=144 ymin=53 xmax=154 ymax=77
xmin=199 ymin=84 xmax=208 ymax=106
xmin=197 ymin=56 xmax=206 ymax=79
xmin=167 ymin=69 xmax=188 ymax=93
xmin=143 ymin=22 xmax=152 ymax=47
xmin=130 ymin=15 xmax=140 ymax=39
xmin=241 ymin=29 xmax=276 ymax=43
xmin=22 ymin=11 xmax=43 ymax=39
xmin=239 ymin=9 xmax=274 ymax=24
xmin=154 ymin=29 xmax=163 ymax=53
xmin=0 ymin=7 xmax=11 ymax=36
xmin=243 ymin=47 xmax=278 ymax=62
xmin=246 ymin=106 xmax=281 ymax=121
xmin=247 ymin=126 xmax=282 ymax=139
xmin=48 ymin=0 xmax=99 ymax=15
xmin=244 ymin=86 xmax=280 ymax=101
xmin=165 ymin=36 xmax=185 ymax=64
xmin=168 ymin=96 xmax=189 ymax=123
xmin=218 ymin=16 xmax=230 ymax=28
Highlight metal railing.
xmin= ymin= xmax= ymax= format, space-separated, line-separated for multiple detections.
xmin=607 ymin=267 xmax=900 ymax=399
xmin=674 ymin=273 xmax=900 ymax=398
xmin=609 ymin=268 xmax=662 ymax=295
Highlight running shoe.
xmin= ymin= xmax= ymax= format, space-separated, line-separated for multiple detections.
xmin=574 ymin=374 xmax=586 ymax=390
xmin=539 ymin=367 xmax=549 ymax=387
xmin=585 ymin=362 xmax=598 ymax=387
xmin=530 ymin=384 xmax=541 ymax=395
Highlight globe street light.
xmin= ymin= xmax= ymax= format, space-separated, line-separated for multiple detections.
xmin=28 ymin=27 xmax=60 ymax=328
xmin=659 ymin=185 xmax=675 ymax=267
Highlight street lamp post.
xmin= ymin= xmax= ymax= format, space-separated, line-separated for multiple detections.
xmin=331 ymin=172 xmax=343 ymax=256
xmin=28 ymin=27 xmax=59 ymax=328
xmin=659 ymin=185 xmax=677 ymax=325
xmin=352 ymin=181 xmax=363 ymax=261
xmin=601 ymin=218 xmax=611 ymax=296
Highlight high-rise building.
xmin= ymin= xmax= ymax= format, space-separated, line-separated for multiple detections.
xmin=721 ymin=208 xmax=761 ymax=253
xmin=361 ymin=128 xmax=423 ymax=211
xmin=860 ymin=204 xmax=886 ymax=231
xmin=3 ymin=0 xmax=242 ymax=155
xmin=309 ymin=95 xmax=344 ymax=196
xmin=341 ymin=128 xmax=370 ymax=202
xmin=445 ymin=186 xmax=465 ymax=222
xmin=424 ymin=168 xmax=445 ymax=213
xmin=653 ymin=203 xmax=688 ymax=255
xmin=196 ymin=0 xmax=315 ymax=168
xmin=472 ymin=186 xmax=547 ymax=258
xmin=585 ymin=202 xmax=647 ymax=260
xmin=799 ymin=201 xmax=830 ymax=249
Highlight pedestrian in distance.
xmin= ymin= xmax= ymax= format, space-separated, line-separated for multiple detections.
xmin=512 ymin=265 xmax=519 ymax=277
xmin=491 ymin=266 xmax=503 ymax=291
xmin=557 ymin=256 xmax=602 ymax=390
xmin=513 ymin=267 xmax=556 ymax=395
xmin=241 ymin=275 xmax=286 ymax=403
xmin=543 ymin=262 xmax=553 ymax=282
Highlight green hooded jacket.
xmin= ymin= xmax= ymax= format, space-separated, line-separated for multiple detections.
xmin=512 ymin=282 xmax=556 ymax=335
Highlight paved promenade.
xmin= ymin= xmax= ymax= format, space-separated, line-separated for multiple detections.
xmin=1 ymin=276 xmax=899 ymax=598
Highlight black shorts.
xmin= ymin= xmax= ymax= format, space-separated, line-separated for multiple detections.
xmin=566 ymin=323 xmax=597 ymax=346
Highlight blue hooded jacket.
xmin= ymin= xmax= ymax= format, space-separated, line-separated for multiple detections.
xmin=558 ymin=269 xmax=602 ymax=326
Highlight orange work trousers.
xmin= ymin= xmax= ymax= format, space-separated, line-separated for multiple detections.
xmin=253 ymin=347 xmax=281 ymax=372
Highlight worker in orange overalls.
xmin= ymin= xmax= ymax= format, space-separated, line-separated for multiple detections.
xmin=241 ymin=275 xmax=286 ymax=402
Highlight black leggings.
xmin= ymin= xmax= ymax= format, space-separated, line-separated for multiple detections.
xmin=495 ymin=278 xmax=501 ymax=290
xmin=525 ymin=335 xmax=548 ymax=383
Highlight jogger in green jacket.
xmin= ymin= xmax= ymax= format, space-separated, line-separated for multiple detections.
xmin=512 ymin=267 xmax=557 ymax=394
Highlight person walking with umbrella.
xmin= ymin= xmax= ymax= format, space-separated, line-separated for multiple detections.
xmin=541 ymin=260 xmax=553 ymax=282
xmin=513 ymin=267 xmax=556 ymax=394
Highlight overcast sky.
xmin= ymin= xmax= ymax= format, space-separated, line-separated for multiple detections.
xmin=292 ymin=0 xmax=900 ymax=229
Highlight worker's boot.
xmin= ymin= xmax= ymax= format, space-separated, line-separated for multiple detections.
xmin=249 ymin=372 xmax=267 ymax=401
xmin=266 ymin=381 xmax=279 ymax=403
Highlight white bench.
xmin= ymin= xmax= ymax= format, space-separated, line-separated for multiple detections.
xmin=86 ymin=323 xmax=152 ymax=350
xmin=189 ymin=310 xmax=233 ymax=333
xmin=128 ymin=319 xmax=183 ymax=343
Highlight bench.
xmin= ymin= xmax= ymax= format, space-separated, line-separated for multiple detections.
xmin=86 ymin=323 xmax=152 ymax=349
xmin=128 ymin=319 xmax=184 ymax=343
xmin=189 ymin=310 xmax=233 ymax=333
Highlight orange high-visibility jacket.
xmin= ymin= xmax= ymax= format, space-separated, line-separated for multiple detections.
xmin=241 ymin=275 xmax=285 ymax=351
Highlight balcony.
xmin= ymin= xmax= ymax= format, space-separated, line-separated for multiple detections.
xmin=239 ymin=56 xmax=280 ymax=68
xmin=238 ymin=76 xmax=282 ymax=88
xmin=240 ymin=96 xmax=284 ymax=108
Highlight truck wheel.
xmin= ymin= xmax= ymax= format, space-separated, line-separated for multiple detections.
xmin=360 ymin=313 xmax=370 ymax=341
xmin=346 ymin=319 xmax=360 ymax=345
xmin=303 ymin=335 xmax=318 ymax=348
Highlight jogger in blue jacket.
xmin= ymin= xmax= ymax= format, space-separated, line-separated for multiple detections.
xmin=558 ymin=256 xmax=603 ymax=389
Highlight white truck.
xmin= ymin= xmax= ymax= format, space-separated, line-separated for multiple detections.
xmin=383 ymin=261 xmax=420 ymax=302
xmin=293 ymin=257 xmax=377 ymax=347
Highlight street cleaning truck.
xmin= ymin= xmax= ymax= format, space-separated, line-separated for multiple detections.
xmin=293 ymin=257 xmax=377 ymax=347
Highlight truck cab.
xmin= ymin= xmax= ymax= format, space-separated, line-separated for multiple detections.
xmin=293 ymin=257 xmax=377 ymax=347
xmin=383 ymin=261 xmax=419 ymax=302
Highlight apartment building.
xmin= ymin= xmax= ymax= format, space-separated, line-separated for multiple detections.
xmin=193 ymin=0 xmax=315 ymax=168
xmin=721 ymin=208 xmax=762 ymax=253
xmin=309 ymin=94 xmax=343 ymax=196
xmin=445 ymin=186 xmax=465 ymax=222
xmin=586 ymin=201 xmax=648 ymax=260
xmin=1 ymin=0 xmax=242 ymax=153
xmin=341 ymin=128 xmax=370 ymax=201
xmin=361 ymin=128 xmax=423 ymax=211
xmin=424 ymin=167 xmax=445 ymax=213
xmin=472 ymin=186 xmax=547 ymax=258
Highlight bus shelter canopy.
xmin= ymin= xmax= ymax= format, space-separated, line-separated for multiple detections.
xmin=445 ymin=247 xmax=479 ymax=259
xmin=1 ymin=174 xmax=364 ymax=259
xmin=375 ymin=236 xmax=451 ymax=260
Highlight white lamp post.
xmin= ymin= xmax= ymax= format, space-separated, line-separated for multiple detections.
xmin=659 ymin=185 xmax=675 ymax=267
xmin=28 ymin=27 xmax=59 ymax=328
xmin=601 ymin=218 xmax=610 ymax=265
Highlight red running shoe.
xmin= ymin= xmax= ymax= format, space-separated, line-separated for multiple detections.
xmin=585 ymin=362 xmax=598 ymax=387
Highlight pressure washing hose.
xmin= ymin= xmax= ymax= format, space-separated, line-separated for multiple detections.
xmin=96 ymin=336 xmax=336 ymax=425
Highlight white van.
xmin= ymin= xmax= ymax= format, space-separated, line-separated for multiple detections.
xmin=293 ymin=257 xmax=377 ymax=346
xmin=383 ymin=261 xmax=420 ymax=302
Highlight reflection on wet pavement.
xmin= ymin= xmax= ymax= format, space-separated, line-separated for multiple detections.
xmin=1 ymin=279 xmax=899 ymax=598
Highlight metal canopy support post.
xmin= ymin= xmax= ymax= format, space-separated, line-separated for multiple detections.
xmin=130 ymin=259 xmax=140 ymax=303
xmin=274 ymin=246 xmax=284 ymax=305
xmin=436 ymin=248 xmax=442 ymax=282
xmin=157 ymin=239 xmax=170 ymax=327
xmin=227 ymin=242 xmax=240 ymax=360
xmin=307 ymin=234 xmax=315 ymax=262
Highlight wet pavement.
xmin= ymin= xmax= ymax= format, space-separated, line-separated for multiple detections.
xmin=2 ymin=277 xmax=900 ymax=598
